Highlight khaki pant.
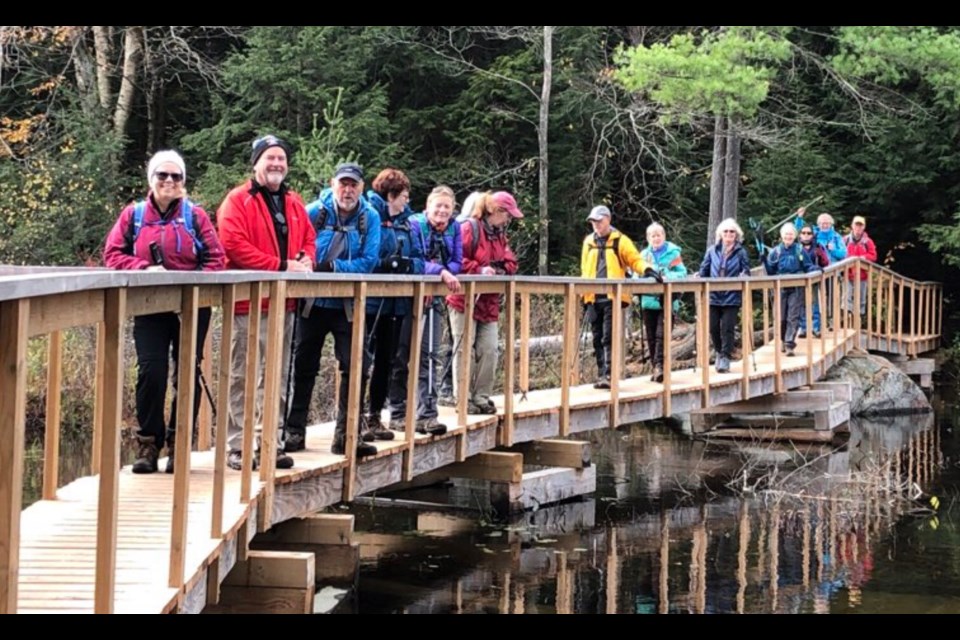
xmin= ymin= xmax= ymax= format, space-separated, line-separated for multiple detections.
xmin=227 ymin=311 xmax=294 ymax=453
xmin=448 ymin=309 xmax=499 ymax=406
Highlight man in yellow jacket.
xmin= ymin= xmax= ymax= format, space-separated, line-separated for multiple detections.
xmin=580 ymin=205 xmax=660 ymax=388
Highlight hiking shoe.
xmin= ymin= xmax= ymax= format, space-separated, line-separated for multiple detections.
xmin=364 ymin=413 xmax=395 ymax=441
xmin=415 ymin=417 xmax=448 ymax=436
xmin=651 ymin=366 xmax=664 ymax=383
xmin=467 ymin=401 xmax=497 ymax=414
xmin=388 ymin=417 xmax=407 ymax=432
xmin=227 ymin=450 xmax=256 ymax=472
xmin=716 ymin=356 xmax=730 ymax=374
xmin=785 ymin=348 xmax=796 ymax=357
xmin=164 ymin=451 xmax=175 ymax=474
xmin=813 ymin=329 xmax=821 ymax=339
xmin=284 ymin=431 xmax=306 ymax=453
xmin=593 ymin=376 xmax=611 ymax=390
xmin=437 ymin=395 xmax=457 ymax=408
xmin=132 ymin=437 xmax=159 ymax=474
xmin=797 ymin=330 xmax=806 ymax=339
xmin=331 ymin=437 xmax=377 ymax=457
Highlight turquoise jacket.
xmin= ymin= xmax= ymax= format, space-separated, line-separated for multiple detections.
xmin=639 ymin=241 xmax=686 ymax=311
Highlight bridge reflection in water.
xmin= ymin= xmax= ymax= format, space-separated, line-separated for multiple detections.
xmin=351 ymin=414 xmax=943 ymax=614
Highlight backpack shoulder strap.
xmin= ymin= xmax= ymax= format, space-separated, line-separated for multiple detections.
xmin=467 ymin=218 xmax=480 ymax=258
xmin=179 ymin=199 xmax=204 ymax=251
xmin=128 ymin=200 xmax=147 ymax=245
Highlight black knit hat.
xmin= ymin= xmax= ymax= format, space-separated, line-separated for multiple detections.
xmin=250 ymin=134 xmax=292 ymax=166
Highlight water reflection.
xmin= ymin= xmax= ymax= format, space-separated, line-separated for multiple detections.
xmin=352 ymin=410 xmax=959 ymax=614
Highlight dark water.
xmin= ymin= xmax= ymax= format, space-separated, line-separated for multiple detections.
xmin=343 ymin=398 xmax=960 ymax=614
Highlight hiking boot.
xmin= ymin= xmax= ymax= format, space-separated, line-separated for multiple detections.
xmin=331 ymin=433 xmax=377 ymax=457
xmin=284 ymin=431 xmax=306 ymax=453
xmin=437 ymin=394 xmax=457 ymax=408
xmin=275 ymin=451 xmax=295 ymax=470
xmin=651 ymin=366 xmax=664 ymax=383
xmin=593 ymin=376 xmax=611 ymax=390
xmin=415 ymin=417 xmax=448 ymax=436
xmin=388 ymin=417 xmax=407 ymax=432
xmin=164 ymin=437 xmax=175 ymax=474
xmin=813 ymin=329 xmax=822 ymax=339
xmin=358 ymin=415 xmax=376 ymax=443
xmin=786 ymin=348 xmax=796 ymax=357
xmin=364 ymin=413 xmax=395 ymax=441
xmin=797 ymin=330 xmax=807 ymax=339
xmin=132 ymin=435 xmax=159 ymax=474
xmin=716 ymin=356 xmax=730 ymax=374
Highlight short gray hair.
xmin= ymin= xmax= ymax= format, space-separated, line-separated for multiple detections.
xmin=714 ymin=218 xmax=744 ymax=243
xmin=646 ymin=222 xmax=665 ymax=238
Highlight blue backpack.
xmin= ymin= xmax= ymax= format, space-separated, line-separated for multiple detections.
xmin=126 ymin=198 xmax=205 ymax=254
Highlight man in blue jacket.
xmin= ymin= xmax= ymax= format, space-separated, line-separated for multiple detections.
xmin=286 ymin=162 xmax=381 ymax=457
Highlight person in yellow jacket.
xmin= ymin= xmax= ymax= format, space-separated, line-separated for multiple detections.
xmin=580 ymin=205 xmax=661 ymax=389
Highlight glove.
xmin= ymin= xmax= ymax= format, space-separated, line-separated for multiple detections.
xmin=394 ymin=257 xmax=413 ymax=274
xmin=378 ymin=257 xmax=398 ymax=272
xmin=314 ymin=260 xmax=334 ymax=273
xmin=643 ymin=267 xmax=664 ymax=284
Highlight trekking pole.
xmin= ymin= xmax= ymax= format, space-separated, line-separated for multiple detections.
xmin=281 ymin=252 xmax=305 ymax=446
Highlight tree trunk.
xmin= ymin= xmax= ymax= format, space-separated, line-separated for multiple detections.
xmin=92 ymin=26 xmax=112 ymax=112
xmin=707 ymin=114 xmax=726 ymax=247
xmin=722 ymin=124 xmax=741 ymax=224
xmin=538 ymin=26 xmax=554 ymax=276
xmin=71 ymin=29 xmax=98 ymax=117
xmin=112 ymin=26 xmax=142 ymax=138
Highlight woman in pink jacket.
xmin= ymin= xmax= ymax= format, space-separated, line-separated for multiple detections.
xmin=446 ymin=191 xmax=521 ymax=414
xmin=103 ymin=150 xmax=225 ymax=474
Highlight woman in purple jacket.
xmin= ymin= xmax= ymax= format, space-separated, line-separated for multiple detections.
xmin=103 ymin=150 xmax=225 ymax=474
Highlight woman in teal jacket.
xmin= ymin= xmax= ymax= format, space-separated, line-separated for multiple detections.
xmin=638 ymin=223 xmax=687 ymax=382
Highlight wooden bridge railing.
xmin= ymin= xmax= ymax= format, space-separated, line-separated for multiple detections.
xmin=0 ymin=256 xmax=940 ymax=613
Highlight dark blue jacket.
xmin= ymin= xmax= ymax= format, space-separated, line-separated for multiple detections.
xmin=699 ymin=241 xmax=751 ymax=306
xmin=365 ymin=190 xmax=424 ymax=316
xmin=765 ymin=241 xmax=820 ymax=277
xmin=306 ymin=188 xmax=381 ymax=310
xmin=409 ymin=214 xmax=462 ymax=277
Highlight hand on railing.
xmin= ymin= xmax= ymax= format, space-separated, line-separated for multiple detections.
xmin=441 ymin=269 xmax=461 ymax=293
xmin=643 ymin=267 xmax=664 ymax=284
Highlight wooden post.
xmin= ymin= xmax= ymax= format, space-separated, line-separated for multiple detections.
xmin=403 ymin=282 xmax=424 ymax=481
xmin=169 ymin=286 xmax=199 ymax=588
xmin=865 ymin=263 xmax=873 ymax=340
xmin=212 ymin=285 xmax=235 ymax=538
xmin=560 ymin=283 xmax=576 ymax=436
xmin=887 ymin=276 xmax=894 ymax=346
xmin=241 ymin=282 xmax=262 ymax=503
xmin=773 ymin=280 xmax=783 ymax=394
xmin=897 ymin=278 xmax=905 ymax=353
xmin=700 ymin=283 xmax=710 ymax=407
xmin=662 ymin=282 xmax=673 ymax=418
xmin=928 ymin=284 xmax=935 ymax=336
xmin=92 ymin=321 xmax=105 ymax=475
xmin=197 ymin=328 xmax=213 ymax=450
xmin=519 ymin=290 xmax=530 ymax=393
xmin=42 ymin=330 xmax=63 ymax=501
xmin=609 ymin=283 xmax=623 ymax=428
xmin=805 ymin=278 xmax=814 ymax=386
xmin=457 ymin=282 xmax=476 ymax=429
xmin=503 ymin=281 xmax=517 ymax=446
xmin=259 ymin=281 xmax=287 ymax=529
xmin=0 ymin=298 xmax=28 ymax=614
xmin=938 ymin=285 xmax=943 ymax=338
xmin=95 ymin=288 xmax=126 ymax=614
xmin=344 ymin=282 xmax=367 ymax=501
xmin=570 ymin=286 xmax=581 ymax=387
xmin=910 ymin=284 xmax=917 ymax=357
xmin=762 ymin=282 xmax=770 ymax=346
xmin=741 ymin=281 xmax=752 ymax=400
xmin=833 ymin=271 xmax=842 ymax=342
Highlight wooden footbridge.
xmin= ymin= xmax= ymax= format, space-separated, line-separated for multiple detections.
xmin=0 ymin=258 xmax=941 ymax=613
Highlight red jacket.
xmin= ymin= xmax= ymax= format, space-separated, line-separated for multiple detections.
xmin=103 ymin=194 xmax=225 ymax=273
xmin=844 ymin=231 xmax=877 ymax=281
xmin=217 ymin=180 xmax=316 ymax=315
xmin=446 ymin=220 xmax=518 ymax=323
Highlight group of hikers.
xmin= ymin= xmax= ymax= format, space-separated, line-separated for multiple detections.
xmin=103 ymin=135 xmax=878 ymax=476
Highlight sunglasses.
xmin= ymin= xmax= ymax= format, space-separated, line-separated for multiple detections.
xmin=154 ymin=171 xmax=184 ymax=183
xmin=800 ymin=231 xmax=813 ymax=235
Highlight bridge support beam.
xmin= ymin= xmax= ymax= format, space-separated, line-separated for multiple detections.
xmin=204 ymin=551 xmax=315 ymax=614
xmin=251 ymin=514 xmax=360 ymax=589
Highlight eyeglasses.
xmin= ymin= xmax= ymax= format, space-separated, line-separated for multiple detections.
xmin=800 ymin=231 xmax=813 ymax=235
xmin=154 ymin=171 xmax=184 ymax=183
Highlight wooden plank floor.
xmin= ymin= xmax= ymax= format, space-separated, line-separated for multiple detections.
xmin=16 ymin=327 xmax=871 ymax=613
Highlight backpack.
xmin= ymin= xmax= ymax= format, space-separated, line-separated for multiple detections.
xmin=464 ymin=218 xmax=481 ymax=259
xmin=587 ymin=233 xmax=623 ymax=272
xmin=314 ymin=202 xmax=368 ymax=249
xmin=127 ymin=198 xmax=204 ymax=254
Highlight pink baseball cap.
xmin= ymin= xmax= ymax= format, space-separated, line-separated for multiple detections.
xmin=491 ymin=191 xmax=524 ymax=219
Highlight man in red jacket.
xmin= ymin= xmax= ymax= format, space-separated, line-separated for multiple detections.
xmin=217 ymin=135 xmax=316 ymax=471
xmin=844 ymin=215 xmax=878 ymax=318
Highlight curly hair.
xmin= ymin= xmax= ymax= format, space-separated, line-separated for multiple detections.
xmin=371 ymin=168 xmax=411 ymax=200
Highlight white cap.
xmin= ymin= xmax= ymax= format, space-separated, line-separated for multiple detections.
xmin=586 ymin=205 xmax=611 ymax=221
xmin=147 ymin=150 xmax=186 ymax=182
